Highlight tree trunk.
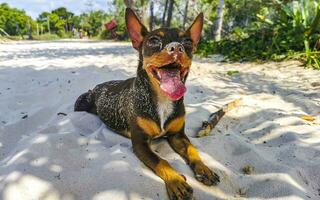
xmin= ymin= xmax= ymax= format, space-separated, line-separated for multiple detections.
xmin=65 ymin=23 xmax=68 ymax=32
xmin=162 ymin=0 xmax=169 ymax=26
xmin=149 ymin=1 xmax=154 ymax=31
xmin=27 ymin=20 xmax=33 ymax=40
xmin=47 ymin=16 xmax=51 ymax=34
xmin=214 ymin=0 xmax=224 ymax=41
xmin=166 ymin=0 xmax=174 ymax=27
xmin=182 ymin=0 xmax=189 ymax=29
xmin=140 ymin=0 xmax=148 ymax=26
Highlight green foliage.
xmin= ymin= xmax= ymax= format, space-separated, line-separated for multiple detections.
xmin=32 ymin=33 xmax=60 ymax=40
xmin=198 ymin=0 xmax=320 ymax=69
xmin=99 ymin=29 xmax=110 ymax=39
xmin=0 ymin=3 xmax=34 ymax=36
xmin=268 ymin=0 xmax=320 ymax=68
xmin=1 ymin=3 xmax=116 ymax=39
xmin=111 ymin=0 xmax=127 ymax=35
xmin=37 ymin=8 xmax=72 ymax=35
xmin=35 ymin=7 xmax=111 ymax=37
xmin=79 ymin=10 xmax=110 ymax=36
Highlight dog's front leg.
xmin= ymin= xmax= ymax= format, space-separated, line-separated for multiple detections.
xmin=131 ymin=132 xmax=193 ymax=200
xmin=168 ymin=132 xmax=220 ymax=186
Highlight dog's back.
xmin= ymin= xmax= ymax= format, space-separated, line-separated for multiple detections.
xmin=74 ymin=78 xmax=135 ymax=136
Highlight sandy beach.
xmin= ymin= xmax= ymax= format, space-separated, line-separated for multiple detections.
xmin=0 ymin=40 xmax=319 ymax=200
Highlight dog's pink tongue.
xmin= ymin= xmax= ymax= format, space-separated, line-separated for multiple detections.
xmin=159 ymin=69 xmax=186 ymax=101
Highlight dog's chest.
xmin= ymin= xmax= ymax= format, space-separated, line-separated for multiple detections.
xmin=158 ymin=99 xmax=173 ymax=130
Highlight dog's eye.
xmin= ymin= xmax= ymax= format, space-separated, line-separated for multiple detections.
xmin=147 ymin=36 xmax=162 ymax=48
xmin=182 ymin=38 xmax=193 ymax=48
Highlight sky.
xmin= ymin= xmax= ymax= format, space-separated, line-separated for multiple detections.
xmin=0 ymin=0 xmax=113 ymax=19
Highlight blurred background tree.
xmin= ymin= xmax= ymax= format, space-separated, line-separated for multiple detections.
xmin=0 ymin=3 xmax=35 ymax=36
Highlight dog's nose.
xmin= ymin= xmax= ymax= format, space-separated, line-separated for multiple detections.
xmin=166 ymin=42 xmax=185 ymax=54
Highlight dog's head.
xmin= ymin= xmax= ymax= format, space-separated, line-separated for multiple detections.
xmin=125 ymin=8 xmax=203 ymax=101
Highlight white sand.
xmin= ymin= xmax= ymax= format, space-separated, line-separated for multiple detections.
xmin=0 ymin=40 xmax=319 ymax=200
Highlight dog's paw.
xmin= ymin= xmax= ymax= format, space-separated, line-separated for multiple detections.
xmin=165 ymin=176 xmax=193 ymax=200
xmin=192 ymin=162 xmax=220 ymax=186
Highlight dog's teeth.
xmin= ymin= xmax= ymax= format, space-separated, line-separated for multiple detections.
xmin=157 ymin=71 xmax=161 ymax=78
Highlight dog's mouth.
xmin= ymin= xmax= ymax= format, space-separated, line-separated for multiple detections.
xmin=149 ymin=63 xmax=189 ymax=101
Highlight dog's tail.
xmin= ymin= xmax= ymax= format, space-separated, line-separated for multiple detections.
xmin=74 ymin=90 xmax=96 ymax=114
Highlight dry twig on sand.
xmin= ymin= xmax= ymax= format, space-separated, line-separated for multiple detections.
xmin=196 ymin=98 xmax=242 ymax=137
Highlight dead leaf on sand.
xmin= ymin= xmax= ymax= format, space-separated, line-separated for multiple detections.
xmin=300 ymin=115 xmax=316 ymax=122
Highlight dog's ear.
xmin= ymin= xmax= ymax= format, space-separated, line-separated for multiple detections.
xmin=186 ymin=13 xmax=204 ymax=47
xmin=125 ymin=8 xmax=148 ymax=50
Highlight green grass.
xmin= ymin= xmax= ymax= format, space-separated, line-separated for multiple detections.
xmin=32 ymin=33 xmax=62 ymax=40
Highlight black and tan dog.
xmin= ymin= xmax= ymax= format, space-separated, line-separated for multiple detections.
xmin=74 ymin=8 xmax=220 ymax=200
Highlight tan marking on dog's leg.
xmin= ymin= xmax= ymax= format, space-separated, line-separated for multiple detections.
xmin=186 ymin=143 xmax=202 ymax=163
xmin=165 ymin=116 xmax=185 ymax=133
xmin=168 ymin=133 xmax=220 ymax=186
xmin=155 ymin=160 xmax=183 ymax=181
xmin=132 ymin=140 xmax=193 ymax=200
xmin=137 ymin=117 xmax=161 ymax=137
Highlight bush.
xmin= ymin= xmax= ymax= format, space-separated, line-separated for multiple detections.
xmin=99 ymin=29 xmax=127 ymax=40
xmin=56 ymin=31 xmax=74 ymax=38
xmin=198 ymin=0 xmax=320 ymax=69
xmin=99 ymin=29 xmax=112 ymax=40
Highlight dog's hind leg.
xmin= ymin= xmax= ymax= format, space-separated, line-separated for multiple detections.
xmin=74 ymin=90 xmax=97 ymax=114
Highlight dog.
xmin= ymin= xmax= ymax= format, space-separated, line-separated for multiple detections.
xmin=74 ymin=8 xmax=220 ymax=200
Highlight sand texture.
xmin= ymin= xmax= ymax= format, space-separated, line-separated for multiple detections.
xmin=0 ymin=40 xmax=320 ymax=200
